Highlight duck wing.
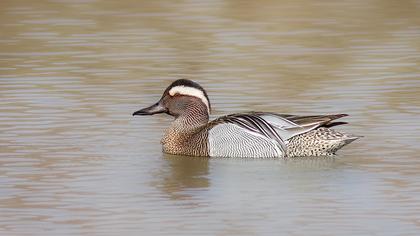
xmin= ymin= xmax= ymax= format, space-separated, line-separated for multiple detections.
xmin=269 ymin=113 xmax=348 ymax=127
xmin=251 ymin=112 xmax=348 ymax=139
xmin=211 ymin=113 xmax=287 ymax=152
xmin=207 ymin=112 xmax=348 ymax=158
xmin=211 ymin=112 xmax=348 ymax=142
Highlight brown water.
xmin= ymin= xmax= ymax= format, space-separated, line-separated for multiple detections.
xmin=1 ymin=0 xmax=420 ymax=235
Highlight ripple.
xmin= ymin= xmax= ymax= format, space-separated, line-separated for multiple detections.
xmin=1 ymin=0 xmax=420 ymax=235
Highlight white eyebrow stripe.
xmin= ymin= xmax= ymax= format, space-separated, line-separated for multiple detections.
xmin=169 ymin=85 xmax=210 ymax=113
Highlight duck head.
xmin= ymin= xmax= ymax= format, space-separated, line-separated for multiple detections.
xmin=133 ymin=79 xmax=211 ymax=118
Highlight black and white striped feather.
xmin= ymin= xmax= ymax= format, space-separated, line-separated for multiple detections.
xmin=207 ymin=112 xmax=348 ymax=158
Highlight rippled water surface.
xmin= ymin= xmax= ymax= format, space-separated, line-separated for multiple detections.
xmin=1 ymin=0 xmax=420 ymax=235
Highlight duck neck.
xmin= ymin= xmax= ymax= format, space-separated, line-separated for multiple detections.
xmin=161 ymin=101 xmax=210 ymax=156
xmin=172 ymin=103 xmax=209 ymax=134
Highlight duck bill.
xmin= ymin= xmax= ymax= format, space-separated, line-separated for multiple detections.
xmin=132 ymin=102 xmax=167 ymax=116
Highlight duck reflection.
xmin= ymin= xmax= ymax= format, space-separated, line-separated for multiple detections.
xmin=154 ymin=154 xmax=210 ymax=201
xmin=284 ymin=156 xmax=339 ymax=169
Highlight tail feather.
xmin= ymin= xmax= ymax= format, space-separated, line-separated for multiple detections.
xmin=287 ymin=113 xmax=348 ymax=127
xmin=342 ymin=135 xmax=363 ymax=145
xmin=286 ymin=128 xmax=361 ymax=157
xmin=323 ymin=121 xmax=348 ymax=128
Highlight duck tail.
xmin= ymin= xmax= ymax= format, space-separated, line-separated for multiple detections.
xmin=331 ymin=133 xmax=363 ymax=154
xmin=286 ymin=128 xmax=362 ymax=157
xmin=341 ymin=134 xmax=363 ymax=145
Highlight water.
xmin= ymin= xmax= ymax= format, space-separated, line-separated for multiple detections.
xmin=1 ymin=0 xmax=420 ymax=235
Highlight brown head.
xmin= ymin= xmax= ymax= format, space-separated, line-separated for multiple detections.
xmin=132 ymin=79 xmax=211 ymax=120
xmin=133 ymin=79 xmax=211 ymax=156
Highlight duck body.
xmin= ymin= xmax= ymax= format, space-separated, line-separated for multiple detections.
xmin=133 ymin=79 xmax=360 ymax=158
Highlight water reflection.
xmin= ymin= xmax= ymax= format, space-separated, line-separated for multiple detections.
xmin=284 ymin=156 xmax=340 ymax=169
xmin=1 ymin=0 xmax=420 ymax=235
xmin=154 ymin=154 xmax=210 ymax=201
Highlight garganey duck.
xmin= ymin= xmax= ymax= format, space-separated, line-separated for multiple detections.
xmin=133 ymin=79 xmax=360 ymax=158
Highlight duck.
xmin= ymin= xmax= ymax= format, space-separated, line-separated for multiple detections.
xmin=133 ymin=79 xmax=360 ymax=158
